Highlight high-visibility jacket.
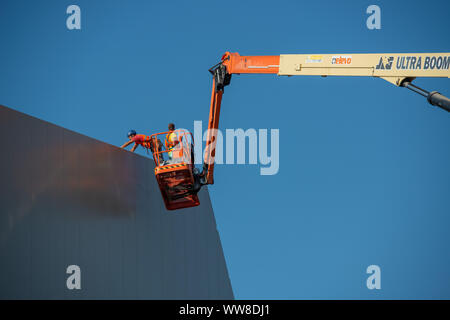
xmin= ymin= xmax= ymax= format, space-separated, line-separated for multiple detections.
xmin=165 ymin=131 xmax=179 ymax=150
xmin=132 ymin=134 xmax=152 ymax=149
xmin=165 ymin=131 xmax=183 ymax=160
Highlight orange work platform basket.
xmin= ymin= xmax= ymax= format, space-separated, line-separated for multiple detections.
xmin=149 ymin=129 xmax=200 ymax=210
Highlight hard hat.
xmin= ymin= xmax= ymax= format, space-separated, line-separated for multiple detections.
xmin=127 ymin=129 xmax=137 ymax=137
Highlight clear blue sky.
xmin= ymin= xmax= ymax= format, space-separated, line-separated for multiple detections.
xmin=1 ymin=0 xmax=449 ymax=299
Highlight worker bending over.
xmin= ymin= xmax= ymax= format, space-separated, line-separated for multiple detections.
xmin=121 ymin=130 xmax=154 ymax=153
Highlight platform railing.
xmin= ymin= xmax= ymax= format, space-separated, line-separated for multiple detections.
xmin=149 ymin=129 xmax=194 ymax=167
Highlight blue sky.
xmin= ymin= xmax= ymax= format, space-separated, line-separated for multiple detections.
xmin=1 ymin=0 xmax=449 ymax=299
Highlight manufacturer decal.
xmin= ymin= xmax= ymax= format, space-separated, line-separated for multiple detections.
xmin=305 ymin=55 xmax=323 ymax=63
xmin=331 ymin=55 xmax=352 ymax=65
xmin=376 ymin=55 xmax=450 ymax=70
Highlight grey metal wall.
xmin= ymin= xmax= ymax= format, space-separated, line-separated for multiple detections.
xmin=0 ymin=105 xmax=234 ymax=299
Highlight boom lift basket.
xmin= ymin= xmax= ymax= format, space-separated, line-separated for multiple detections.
xmin=150 ymin=129 xmax=200 ymax=210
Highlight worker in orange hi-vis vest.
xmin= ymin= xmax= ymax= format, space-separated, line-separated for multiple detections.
xmin=165 ymin=123 xmax=180 ymax=163
xmin=121 ymin=129 xmax=154 ymax=153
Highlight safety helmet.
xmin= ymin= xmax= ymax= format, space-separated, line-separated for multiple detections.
xmin=127 ymin=129 xmax=137 ymax=137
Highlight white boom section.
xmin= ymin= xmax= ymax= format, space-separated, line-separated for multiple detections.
xmin=278 ymin=53 xmax=450 ymax=86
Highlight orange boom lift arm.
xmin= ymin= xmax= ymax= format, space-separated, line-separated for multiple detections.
xmin=202 ymin=52 xmax=281 ymax=185
xmin=201 ymin=51 xmax=450 ymax=185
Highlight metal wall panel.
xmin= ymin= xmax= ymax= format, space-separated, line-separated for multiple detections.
xmin=0 ymin=105 xmax=234 ymax=299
